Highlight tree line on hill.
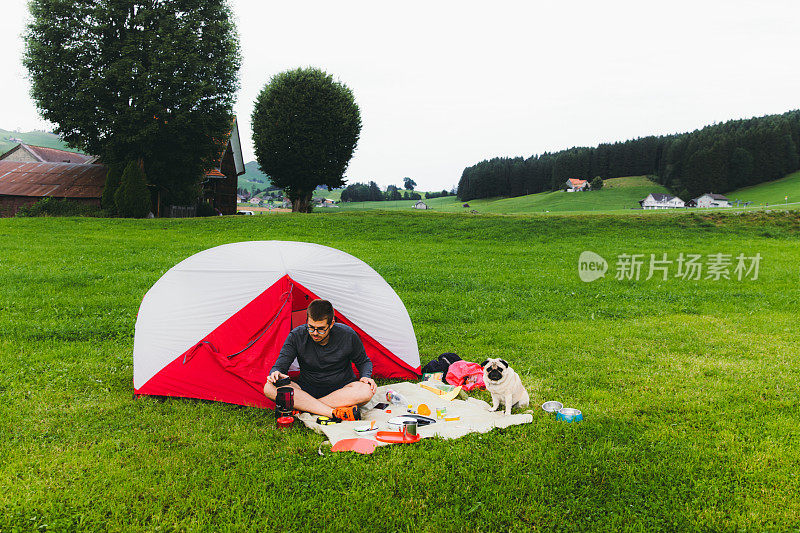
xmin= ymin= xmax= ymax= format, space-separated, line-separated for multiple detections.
xmin=457 ymin=110 xmax=800 ymax=201
xmin=340 ymin=181 xmax=455 ymax=202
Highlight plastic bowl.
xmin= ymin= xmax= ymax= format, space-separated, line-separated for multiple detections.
xmin=541 ymin=401 xmax=563 ymax=413
xmin=556 ymin=407 xmax=583 ymax=423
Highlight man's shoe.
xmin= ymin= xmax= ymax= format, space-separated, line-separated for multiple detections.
xmin=332 ymin=405 xmax=361 ymax=421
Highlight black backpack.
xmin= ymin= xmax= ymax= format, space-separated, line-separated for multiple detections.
xmin=421 ymin=352 xmax=462 ymax=376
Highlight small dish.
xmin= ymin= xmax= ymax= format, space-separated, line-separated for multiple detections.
xmin=541 ymin=401 xmax=563 ymax=413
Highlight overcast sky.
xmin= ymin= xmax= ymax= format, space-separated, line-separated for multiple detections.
xmin=2 ymin=0 xmax=799 ymax=190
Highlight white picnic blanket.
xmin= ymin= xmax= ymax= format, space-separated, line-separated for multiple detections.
xmin=297 ymin=381 xmax=533 ymax=446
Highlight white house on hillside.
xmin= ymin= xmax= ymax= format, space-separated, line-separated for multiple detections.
xmin=639 ymin=193 xmax=685 ymax=209
xmin=565 ymin=178 xmax=590 ymax=192
xmin=694 ymin=193 xmax=731 ymax=208
xmin=413 ymin=201 xmax=429 ymax=210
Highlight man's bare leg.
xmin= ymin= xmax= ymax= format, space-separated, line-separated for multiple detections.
xmin=317 ymin=381 xmax=374 ymax=409
xmin=263 ymin=381 xmax=374 ymax=416
xmin=263 ymin=381 xmax=334 ymax=417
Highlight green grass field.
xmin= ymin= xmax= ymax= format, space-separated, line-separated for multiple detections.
xmin=727 ymin=170 xmax=800 ymax=206
xmin=313 ymin=188 xmax=343 ymax=201
xmin=319 ymin=174 xmax=800 ymax=215
xmin=324 ymin=176 xmax=671 ymax=214
xmin=0 ymin=128 xmax=77 ymax=155
xmin=2 ymin=211 xmax=799 ymax=531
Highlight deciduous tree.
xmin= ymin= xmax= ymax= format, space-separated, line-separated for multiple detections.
xmin=24 ymin=0 xmax=241 ymax=207
xmin=251 ymin=68 xmax=361 ymax=212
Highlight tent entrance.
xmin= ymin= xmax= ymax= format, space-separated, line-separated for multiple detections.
xmin=290 ymin=282 xmax=312 ymax=328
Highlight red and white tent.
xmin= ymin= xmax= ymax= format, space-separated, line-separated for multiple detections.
xmin=133 ymin=241 xmax=421 ymax=407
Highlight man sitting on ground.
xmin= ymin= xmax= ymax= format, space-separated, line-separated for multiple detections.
xmin=263 ymin=299 xmax=377 ymax=421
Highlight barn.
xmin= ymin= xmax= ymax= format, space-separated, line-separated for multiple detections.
xmin=200 ymin=117 xmax=245 ymax=216
xmin=0 ymin=161 xmax=107 ymax=217
xmin=1 ymin=120 xmax=244 ymax=217
xmin=0 ymin=143 xmax=98 ymax=165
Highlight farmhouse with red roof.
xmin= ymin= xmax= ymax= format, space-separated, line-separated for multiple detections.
xmin=565 ymin=178 xmax=590 ymax=192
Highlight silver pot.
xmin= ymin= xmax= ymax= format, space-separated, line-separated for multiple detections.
xmin=402 ymin=420 xmax=418 ymax=437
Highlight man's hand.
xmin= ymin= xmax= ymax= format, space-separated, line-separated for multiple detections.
xmin=267 ymin=371 xmax=289 ymax=385
xmin=359 ymin=377 xmax=377 ymax=394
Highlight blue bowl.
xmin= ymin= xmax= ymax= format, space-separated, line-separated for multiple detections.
xmin=556 ymin=408 xmax=583 ymax=423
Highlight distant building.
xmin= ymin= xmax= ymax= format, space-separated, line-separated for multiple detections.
xmin=199 ymin=117 xmax=245 ymax=216
xmin=565 ymin=178 xmax=590 ymax=192
xmin=316 ymin=198 xmax=338 ymax=207
xmin=0 ymin=143 xmax=106 ymax=217
xmin=0 ymin=143 xmax=98 ymax=164
xmin=0 ymin=161 xmax=107 ymax=217
xmin=694 ymin=193 xmax=731 ymax=208
xmin=639 ymin=193 xmax=685 ymax=209
xmin=413 ymin=200 xmax=429 ymax=210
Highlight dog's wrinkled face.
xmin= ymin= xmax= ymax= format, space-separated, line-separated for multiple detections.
xmin=481 ymin=358 xmax=509 ymax=383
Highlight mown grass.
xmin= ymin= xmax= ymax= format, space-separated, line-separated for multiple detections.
xmin=1 ymin=210 xmax=799 ymax=531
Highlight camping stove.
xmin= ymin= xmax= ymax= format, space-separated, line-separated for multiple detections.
xmin=275 ymin=386 xmax=294 ymax=418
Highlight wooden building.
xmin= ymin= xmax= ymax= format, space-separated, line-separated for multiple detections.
xmin=0 ymin=143 xmax=98 ymax=164
xmin=0 ymin=161 xmax=107 ymax=217
xmin=201 ymin=117 xmax=245 ymax=215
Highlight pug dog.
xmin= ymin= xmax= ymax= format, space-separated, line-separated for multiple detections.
xmin=481 ymin=358 xmax=529 ymax=416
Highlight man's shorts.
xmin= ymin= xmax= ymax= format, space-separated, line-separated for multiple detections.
xmin=294 ymin=378 xmax=356 ymax=399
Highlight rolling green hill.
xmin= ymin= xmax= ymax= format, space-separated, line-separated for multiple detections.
xmin=0 ymin=128 xmax=79 ymax=155
xmin=312 ymin=187 xmax=343 ymax=201
xmin=330 ymin=176 xmax=670 ymax=214
xmin=328 ymin=174 xmax=800 ymax=214
xmin=726 ymin=170 xmax=800 ymax=206
xmin=237 ymin=161 xmax=275 ymax=193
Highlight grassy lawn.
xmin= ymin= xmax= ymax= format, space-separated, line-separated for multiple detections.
xmin=1 ymin=211 xmax=799 ymax=531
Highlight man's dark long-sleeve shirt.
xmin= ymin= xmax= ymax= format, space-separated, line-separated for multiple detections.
xmin=269 ymin=323 xmax=372 ymax=388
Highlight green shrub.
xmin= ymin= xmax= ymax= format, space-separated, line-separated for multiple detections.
xmin=196 ymin=201 xmax=216 ymax=217
xmin=591 ymin=176 xmax=604 ymax=190
xmin=115 ymin=161 xmax=152 ymax=218
xmin=15 ymin=197 xmax=104 ymax=217
xmin=101 ymin=166 xmax=122 ymax=214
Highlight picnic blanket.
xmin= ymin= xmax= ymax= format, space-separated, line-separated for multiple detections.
xmin=297 ymin=381 xmax=533 ymax=446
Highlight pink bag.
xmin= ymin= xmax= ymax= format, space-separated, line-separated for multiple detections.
xmin=445 ymin=360 xmax=485 ymax=391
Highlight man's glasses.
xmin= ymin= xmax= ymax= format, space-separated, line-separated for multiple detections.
xmin=307 ymin=324 xmax=331 ymax=334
